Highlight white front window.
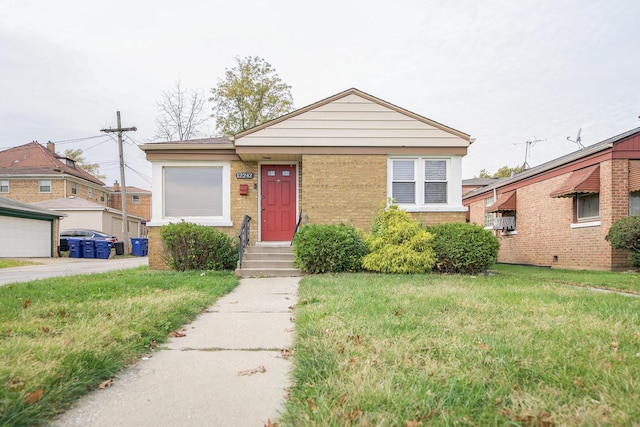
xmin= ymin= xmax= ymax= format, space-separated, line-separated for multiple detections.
xmin=0 ymin=180 xmax=8 ymax=193
xmin=484 ymin=196 xmax=495 ymax=228
xmin=148 ymin=161 xmax=231 ymax=227
xmin=39 ymin=180 xmax=51 ymax=193
xmin=388 ymin=157 xmax=464 ymax=212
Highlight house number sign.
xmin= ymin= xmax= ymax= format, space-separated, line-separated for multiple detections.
xmin=236 ymin=172 xmax=254 ymax=179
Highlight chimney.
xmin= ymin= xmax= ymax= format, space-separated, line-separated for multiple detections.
xmin=47 ymin=141 xmax=56 ymax=153
xmin=113 ymin=180 xmax=120 ymax=192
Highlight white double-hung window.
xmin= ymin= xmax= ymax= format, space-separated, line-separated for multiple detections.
xmin=389 ymin=157 xmax=453 ymax=208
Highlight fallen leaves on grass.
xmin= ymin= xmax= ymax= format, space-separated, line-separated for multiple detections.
xmin=264 ymin=419 xmax=280 ymax=427
xmin=307 ymin=397 xmax=317 ymax=412
xmin=22 ymin=298 xmax=31 ymax=309
xmin=238 ymin=365 xmax=266 ymax=376
xmin=24 ymin=388 xmax=43 ymax=404
xmin=169 ymin=330 xmax=186 ymax=338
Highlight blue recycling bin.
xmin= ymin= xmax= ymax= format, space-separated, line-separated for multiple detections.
xmin=95 ymin=241 xmax=112 ymax=259
xmin=82 ymin=239 xmax=95 ymax=258
xmin=68 ymin=238 xmax=83 ymax=258
xmin=131 ymin=238 xmax=148 ymax=256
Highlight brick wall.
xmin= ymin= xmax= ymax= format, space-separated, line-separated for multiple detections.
xmin=7 ymin=178 xmax=66 ymax=203
xmin=466 ymin=159 xmax=633 ymax=270
xmin=53 ymin=218 xmax=61 ymax=258
xmin=5 ymin=178 xmax=108 ymax=206
xmin=109 ymin=193 xmax=151 ymax=220
xmin=230 ymin=160 xmax=259 ymax=243
xmin=300 ymin=154 xmax=387 ymax=230
xmin=410 ymin=211 xmax=467 ymax=226
xmin=147 ymin=226 xmax=168 ymax=270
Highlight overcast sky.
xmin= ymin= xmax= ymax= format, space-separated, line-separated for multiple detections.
xmin=1 ymin=0 xmax=638 ymax=190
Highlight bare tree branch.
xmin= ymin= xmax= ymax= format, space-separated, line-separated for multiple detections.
xmin=154 ymin=80 xmax=209 ymax=141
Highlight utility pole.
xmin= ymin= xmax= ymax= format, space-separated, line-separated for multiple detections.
xmin=101 ymin=111 xmax=137 ymax=254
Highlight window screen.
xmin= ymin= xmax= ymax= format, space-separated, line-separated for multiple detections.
xmin=424 ymin=160 xmax=447 ymax=203
xmin=164 ymin=167 xmax=223 ymax=217
xmin=577 ymin=194 xmax=599 ymax=220
xmin=630 ymin=191 xmax=640 ymax=216
xmin=39 ymin=180 xmax=51 ymax=193
xmin=0 ymin=180 xmax=8 ymax=193
xmin=392 ymin=160 xmax=415 ymax=203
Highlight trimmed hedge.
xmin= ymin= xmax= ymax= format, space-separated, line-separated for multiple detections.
xmin=293 ymin=224 xmax=368 ymax=273
xmin=426 ymin=222 xmax=499 ymax=274
xmin=160 ymin=221 xmax=238 ymax=271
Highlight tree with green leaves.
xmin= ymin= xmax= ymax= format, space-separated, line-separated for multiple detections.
xmin=209 ymin=56 xmax=294 ymax=135
xmin=478 ymin=165 xmax=525 ymax=178
xmin=63 ymin=148 xmax=106 ymax=179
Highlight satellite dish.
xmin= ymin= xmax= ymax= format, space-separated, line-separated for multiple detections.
xmin=567 ymin=128 xmax=585 ymax=149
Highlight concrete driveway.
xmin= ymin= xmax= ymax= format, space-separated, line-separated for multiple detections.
xmin=0 ymin=257 xmax=148 ymax=286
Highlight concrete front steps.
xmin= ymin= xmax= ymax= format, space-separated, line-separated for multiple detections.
xmin=235 ymin=243 xmax=303 ymax=278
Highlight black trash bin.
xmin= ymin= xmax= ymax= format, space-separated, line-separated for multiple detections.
xmin=114 ymin=241 xmax=124 ymax=256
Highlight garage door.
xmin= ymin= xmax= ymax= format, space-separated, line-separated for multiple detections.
xmin=0 ymin=216 xmax=51 ymax=257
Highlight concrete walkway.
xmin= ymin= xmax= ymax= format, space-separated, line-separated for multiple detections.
xmin=52 ymin=276 xmax=299 ymax=427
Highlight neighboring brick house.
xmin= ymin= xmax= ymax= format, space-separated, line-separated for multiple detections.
xmin=106 ymin=181 xmax=152 ymax=223
xmin=0 ymin=141 xmax=109 ymax=206
xmin=463 ymin=127 xmax=640 ymax=271
xmin=140 ymin=88 xmax=474 ymax=269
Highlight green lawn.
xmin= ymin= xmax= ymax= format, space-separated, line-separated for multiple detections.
xmin=0 ymin=260 xmax=35 ymax=269
xmin=281 ymin=266 xmax=640 ymax=426
xmin=0 ymin=268 xmax=238 ymax=426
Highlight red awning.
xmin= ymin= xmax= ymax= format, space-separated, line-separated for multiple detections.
xmin=630 ymin=161 xmax=640 ymax=193
xmin=486 ymin=191 xmax=516 ymax=213
xmin=550 ymin=165 xmax=600 ymax=198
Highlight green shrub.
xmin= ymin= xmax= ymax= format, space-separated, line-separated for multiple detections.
xmin=426 ymin=222 xmax=500 ymax=274
xmin=363 ymin=205 xmax=436 ymax=273
xmin=160 ymin=221 xmax=238 ymax=271
xmin=605 ymin=216 xmax=640 ymax=268
xmin=292 ymin=224 xmax=368 ymax=273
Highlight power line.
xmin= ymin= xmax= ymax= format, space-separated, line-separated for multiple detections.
xmin=50 ymin=135 xmax=105 ymax=145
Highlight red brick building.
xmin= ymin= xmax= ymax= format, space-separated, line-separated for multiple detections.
xmin=463 ymin=127 xmax=640 ymax=270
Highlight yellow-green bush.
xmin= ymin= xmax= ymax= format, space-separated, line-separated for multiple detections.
xmin=363 ymin=205 xmax=436 ymax=273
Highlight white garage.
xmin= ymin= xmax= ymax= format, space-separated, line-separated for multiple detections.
xmin=0 ymin=197 xmax=64 ymax=258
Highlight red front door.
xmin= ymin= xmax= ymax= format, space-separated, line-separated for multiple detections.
xmin=261 ymin=165 xmax=297 ymax=241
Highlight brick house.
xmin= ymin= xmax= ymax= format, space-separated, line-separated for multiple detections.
xmin=105 ymin=181 xmax=152 ymax=233
xmin=0 ymin=141 xmax=109 ymax=206
xmin=463 ymin=127 xmax=640 ymax=270
xmin=140 ymin=88 xmax=474 ymax=269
